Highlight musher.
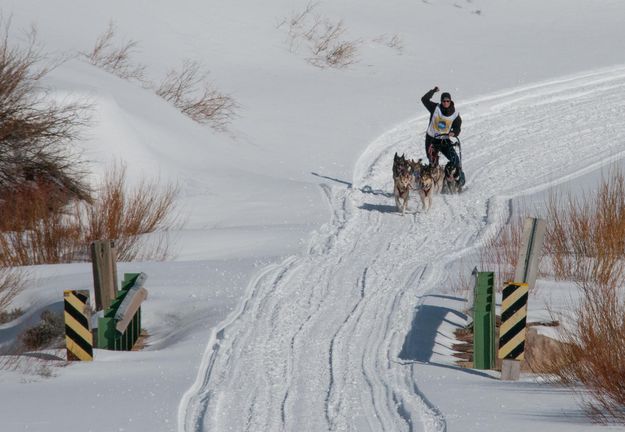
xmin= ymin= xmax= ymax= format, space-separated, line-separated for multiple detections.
xmin=421 ymin=86 xmax=464 ymax=185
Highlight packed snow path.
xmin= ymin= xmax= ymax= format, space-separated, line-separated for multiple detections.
xmin=179 ymin=66 xmax=625 ymax=432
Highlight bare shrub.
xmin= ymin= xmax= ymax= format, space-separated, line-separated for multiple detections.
xmin=479 ymin=215 xmax=527 ymax=291
xmin=546 ymin=168 xmax=625 ymax=286
xmin=0 ymin=162 xmax=179 ymax=265
xmin=0 ymin=18 xmax=91 ymax=202
xmin=156 ymin=60 xmax=237 ymax=130
xmin=81 ymin=162 xmax=180 ymax=261
xmin=373 ymin=34 xmax=404 ymax=54
xmin=536 ymin=168 xmax=625 ymax=423
xmin=547 ymin=281 xmax=625 ymax=423
xmin=84 ymin=22 xmax=237 ymax=130
xmin=0 ymin=307 xmax=23 ymax=324
xmin=450 ymin=267 xmax=475 ymax=300
xmin=83 ymin=21 xmax=147 ymax=84
xmin=307 ymin=19 xmax=360 ymax=69
xmin=277 ymin=1 xmax=318 ymax=52
xmin=0 ymin=267 xmax=24 ymax=313
xmin=19 ymin=310 xmax=65 ymax=351
xmin=0 ymin=181 xmax=85 ymax=265
xmin=279 ymin=3 xmax=360 ymax=69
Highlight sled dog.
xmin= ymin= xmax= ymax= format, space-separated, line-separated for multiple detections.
xmin=428 ymin=164 xmax=444 ymax=194
xmin=408 ymin=158 xmax=426 ymax=182
xmin=443 ymin=162 xmax=463 ymax=194
xmin=393 ymin=153 xmax=414 ymax=215
xmin=418 ymin=170 xmax=434 ymax=212
xmin=393 ymin=153 xmax=407 ymax=178
xmin=418 ymin=164 xmax=444 ymax=212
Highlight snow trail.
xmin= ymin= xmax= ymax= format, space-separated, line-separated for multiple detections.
xmin=180 ymin=66 xmax=625 ymax=431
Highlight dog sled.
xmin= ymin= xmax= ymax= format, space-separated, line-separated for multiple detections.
xmin=430 ymin=133 xmax=465 ymax=194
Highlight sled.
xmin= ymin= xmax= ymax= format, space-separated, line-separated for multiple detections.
xmin=435 ymin=134 xmax=465 ymax=194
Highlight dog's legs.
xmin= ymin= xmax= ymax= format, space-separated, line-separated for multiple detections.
xmin=420 ymin=192 xmax=430 ymax=212
xmin=394 ymin=185 xmax=401 ymax=211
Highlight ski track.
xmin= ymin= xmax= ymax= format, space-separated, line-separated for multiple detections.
xmin=179 ymin=66 xmax=625 ymax=432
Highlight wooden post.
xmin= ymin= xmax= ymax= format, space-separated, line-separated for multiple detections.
xmin=514 ymin=218 xmax=546 ymax=291
xmin=91 ymin=240 xmax=118 ymax=311
xmin=501 ymin=359 xmax=521 ymax=380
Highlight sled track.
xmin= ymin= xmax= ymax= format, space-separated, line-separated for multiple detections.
xmin=180 ymin=65 xmax=625 ymax=432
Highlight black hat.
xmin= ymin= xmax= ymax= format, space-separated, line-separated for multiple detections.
xmin=440 ymin=92 xmax=452 ymax=102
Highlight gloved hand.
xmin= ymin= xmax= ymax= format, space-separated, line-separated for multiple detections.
xmin=433 ymin=86 xmax=439 ymax=92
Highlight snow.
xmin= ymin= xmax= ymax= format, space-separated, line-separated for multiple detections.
xmin=1 ymin=0 xmax=625 ymax=431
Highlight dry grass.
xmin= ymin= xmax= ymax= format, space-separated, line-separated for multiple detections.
xmin=0 ymin=163 xmax=180 ymax=266
xmin=156 ymin=60 xmax=238 ymax=131
xmin=82 ymin=21 xmax=147 ymax=84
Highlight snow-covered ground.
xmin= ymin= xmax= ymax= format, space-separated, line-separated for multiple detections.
xmin=2 ymin=1 xmax=625 ymax=431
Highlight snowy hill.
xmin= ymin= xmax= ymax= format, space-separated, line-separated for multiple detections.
xmin=2 ymin=0 xmax=625 ymax=431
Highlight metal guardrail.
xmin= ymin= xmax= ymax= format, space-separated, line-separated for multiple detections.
xmin=97 ymin=273 xmax=147 ymax=351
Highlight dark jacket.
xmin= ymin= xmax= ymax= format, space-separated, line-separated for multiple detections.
xmin=421 ymin=88 xmax=462 ymax=136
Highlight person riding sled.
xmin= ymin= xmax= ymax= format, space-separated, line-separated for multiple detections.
xmin=421 ymin=86 xmax=465 ymax=187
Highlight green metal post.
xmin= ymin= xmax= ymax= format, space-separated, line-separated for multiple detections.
xmin=473 ymin=271 xmax=495 ymax=369
xmin=97 ymin=272 xmax=142 ymax=350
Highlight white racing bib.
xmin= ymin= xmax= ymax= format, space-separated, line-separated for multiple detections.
xmin=427 ymin=105 xmax=459 ymax=137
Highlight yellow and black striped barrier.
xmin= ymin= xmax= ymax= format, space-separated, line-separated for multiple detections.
xmin=498 ymin=282 xmax=529 ymax=361
xmin=64 ymin=290 xmax=93 ymax=361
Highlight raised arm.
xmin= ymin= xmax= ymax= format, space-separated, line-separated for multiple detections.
xmin=421 ymin=86 xmax=439 ymax=114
